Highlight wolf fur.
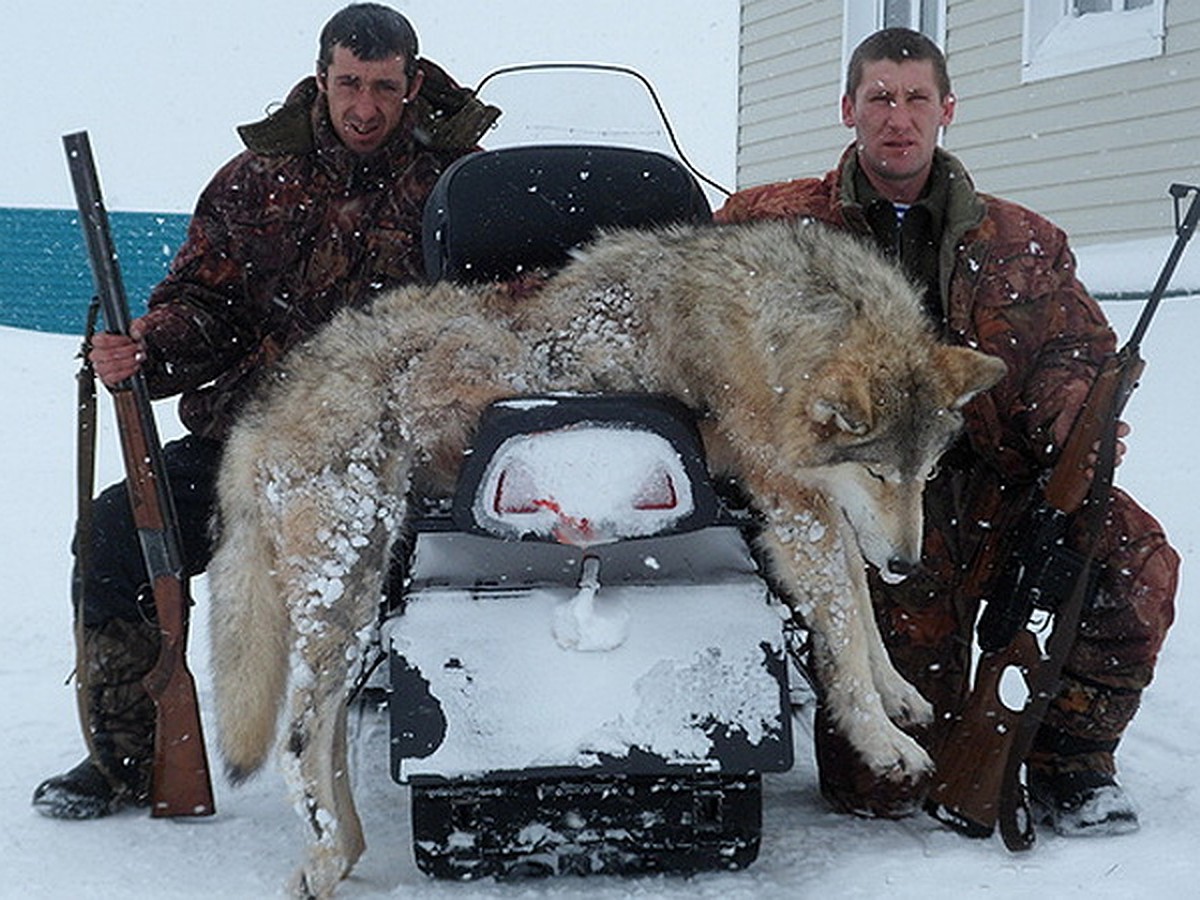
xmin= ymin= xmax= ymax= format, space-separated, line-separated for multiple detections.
xmin=207 ymin=218 xmax=1005 ymax=897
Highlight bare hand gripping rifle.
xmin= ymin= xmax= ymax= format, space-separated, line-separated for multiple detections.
xmin=927 ymin=182 xmax=1199 ymax=849
xmin=64 ymin=130 xmax=215 ymax=817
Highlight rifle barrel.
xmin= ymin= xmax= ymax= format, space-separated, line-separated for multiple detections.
xmin=63 ymin=132 xmax=185 ymax=578
xmin=63 ymin=132 xmax=134 ymax=337
xmin=1126 ymin=183 xmax=1199 ymax=352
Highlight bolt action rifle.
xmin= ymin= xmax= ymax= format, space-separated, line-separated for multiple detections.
xmin=926 ymin=182 xmax=1199 ymax=850
xmin=63 ymin=130 xmax=215 ymax=818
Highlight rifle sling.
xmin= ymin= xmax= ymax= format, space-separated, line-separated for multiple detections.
xmin=75 ymin=300 xmax=101 ymax=578
xmin=72 ymin=300 xmax=101 ymax=761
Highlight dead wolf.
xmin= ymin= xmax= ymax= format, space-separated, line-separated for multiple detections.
xmin=207 ymin=217 xmax=1005 ymax=897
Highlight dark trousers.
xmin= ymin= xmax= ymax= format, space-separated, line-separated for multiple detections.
xmin=73 ymin=435 xmax=223 ymax=627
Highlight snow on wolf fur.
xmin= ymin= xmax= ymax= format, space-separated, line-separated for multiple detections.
xmin=207 ymin=218 xmax=1005 ymax=898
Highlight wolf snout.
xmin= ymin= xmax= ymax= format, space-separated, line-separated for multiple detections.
xmin=881 ymin=555 xmax=918 ymax=584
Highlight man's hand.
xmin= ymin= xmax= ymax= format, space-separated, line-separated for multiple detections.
xmin=1051 ymin=382 xmax=1130 ymax=472
xmin=1112 ymin=420 xmax=1131 ymax=467
xmin=90 ymin=318 xmax=146 ymax=387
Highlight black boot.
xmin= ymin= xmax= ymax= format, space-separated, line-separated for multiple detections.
xmin=1027 ymin=765 xmax=1138 ymax=837
xmin=1026 ymin=727 xmax=1138 ymax=837
xmin=813 ymin=700 xmax=931 ymax=819
xmin=33 ymin=617 xmax=159 ymax=820
xmin=33 ymin=758 xmax=135 ymax=820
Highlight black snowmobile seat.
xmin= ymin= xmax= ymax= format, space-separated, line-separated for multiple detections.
xmin=422 ymin=144 xmax=712 ymax=284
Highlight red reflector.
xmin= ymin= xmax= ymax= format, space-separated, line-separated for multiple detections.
xmin=633 ymin=467 xmax=677 ymax=510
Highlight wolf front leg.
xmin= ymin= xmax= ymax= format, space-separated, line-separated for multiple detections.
xmin=758 ymin=493 xmax=933 ymax=782
xmin=838 ymin=514 xmax=934 ymax=730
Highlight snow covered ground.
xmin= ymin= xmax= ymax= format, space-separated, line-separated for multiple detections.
xmin=2 ymin=272 xmax=1197 ymax=897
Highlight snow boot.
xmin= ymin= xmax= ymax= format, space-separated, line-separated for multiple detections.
xmin=33 ymin=617 xmax=159 ymax=819
xmin=1027 ymin=766 xmax=1138 ymax=837
xmin=1026 ymin=673 xmax=1143 ymax=837
xmin=1026 ymin=727 xmax=1138 ymax=837
xmin=813 ymin=701 xmax=930 ymax=819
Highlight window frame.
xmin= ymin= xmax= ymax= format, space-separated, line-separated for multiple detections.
xmin=1021 ymin=0 xmax=1166 ymax=83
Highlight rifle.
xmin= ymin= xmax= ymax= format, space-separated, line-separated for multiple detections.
xmin=63 ymin=130 xmax=216 ymax=818
xmin=927 ymin=182 xmax=1199 ymax=849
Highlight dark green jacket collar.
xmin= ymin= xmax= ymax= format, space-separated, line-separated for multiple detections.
xmin=236 ymin=58 xmax=500 ymax=157
xmin=838 ymin=144 xmax=986 ymax=306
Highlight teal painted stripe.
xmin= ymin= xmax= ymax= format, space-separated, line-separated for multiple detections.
xmin=0 ymin=207 xmax=189 ymax=335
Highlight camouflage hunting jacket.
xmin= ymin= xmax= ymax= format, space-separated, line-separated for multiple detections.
xmin=136 ymin=60 xmax=497 ymax=440
xmin=715 ymin=143 xmax=1117 ymax=485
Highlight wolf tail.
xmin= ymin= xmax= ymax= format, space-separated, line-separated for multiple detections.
xmin=207 ymin=427 xmax=291 ymax=784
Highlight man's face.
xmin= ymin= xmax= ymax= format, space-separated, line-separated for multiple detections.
xmin=319 ymin=44 xmax=424 ymax=156
xmin=841 ymin=58 xmax=955 ymax=203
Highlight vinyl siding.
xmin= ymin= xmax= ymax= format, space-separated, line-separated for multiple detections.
xmin=735 ymin=0 xmax=1200 ymax=247
xmin=737 ymin=0 xmax=850 ymax=188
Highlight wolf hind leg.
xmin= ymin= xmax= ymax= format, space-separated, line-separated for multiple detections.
xmin=280 ymin=570 xmax=379 ymax=899
xmin=284 ymin=683 xmax=364 ymax=900
xmin=273 ymin=471 xmax=399 ymax=897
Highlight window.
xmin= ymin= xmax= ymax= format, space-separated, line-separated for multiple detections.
xmin=882 ymin=0 xmax=943 ymax=36
xmin=1022 ymin=0 xmax=1166 ymax=83
xmin=1076 ymin=0 xmax=1152 ymax=12
xmin=843 ymin=1 xmax=947 ymax=93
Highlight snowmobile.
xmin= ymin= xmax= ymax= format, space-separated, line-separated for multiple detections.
xmin=372 ymin=66 xmax=797 ymax=880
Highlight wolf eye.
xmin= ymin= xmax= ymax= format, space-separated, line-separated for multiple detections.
xmin=865 ymin=465 xmax=887 ymax=483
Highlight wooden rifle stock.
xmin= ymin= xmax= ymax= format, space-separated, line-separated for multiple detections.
xmin=926 ymin=354 xmax=1129 ymax=840
xmin=64 ymin=130 xmax=215 ymax=818
xmin=925 ymin=629 xmax=1041 ymax=837
xmin=928 ymin=182 xmax=1199 ymax=848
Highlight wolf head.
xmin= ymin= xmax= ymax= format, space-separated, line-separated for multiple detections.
xmin=801 ymin=343 xmax=1006 ymax=581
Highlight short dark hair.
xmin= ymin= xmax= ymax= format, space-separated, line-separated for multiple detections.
xmin=317 ymin=3 xmax=420 ymax=77
xmin=846 ymin=28 xmax=951 ymax=99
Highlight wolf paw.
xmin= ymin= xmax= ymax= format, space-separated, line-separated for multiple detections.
xmin=877 ymin=676 xmax=933 ymax=728
xmin=290 ymin=868 xmax=319 ymax=900
xmin=852 ymin=720 xmax=933 ymax=782
xmin=290 ymin=856 xmax=343 ymax=900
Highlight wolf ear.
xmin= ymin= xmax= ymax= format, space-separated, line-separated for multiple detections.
xmin=810 ymin=375 xmax=872 ymax=436
xmin=938 ymin=346 xmax=1007 ymax=409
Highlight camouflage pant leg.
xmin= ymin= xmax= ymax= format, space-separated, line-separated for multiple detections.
xmin=76 ymin=617 xmax=160 ymax=798
xmin=1038 ymin=486 xmax=1179 ymax=753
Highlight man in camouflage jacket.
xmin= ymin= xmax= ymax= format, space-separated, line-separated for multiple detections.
xmin=716 ymin=28 xmax=1177 ymax=836
xmin=34 ymin=3 xmax=497 ymax=820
